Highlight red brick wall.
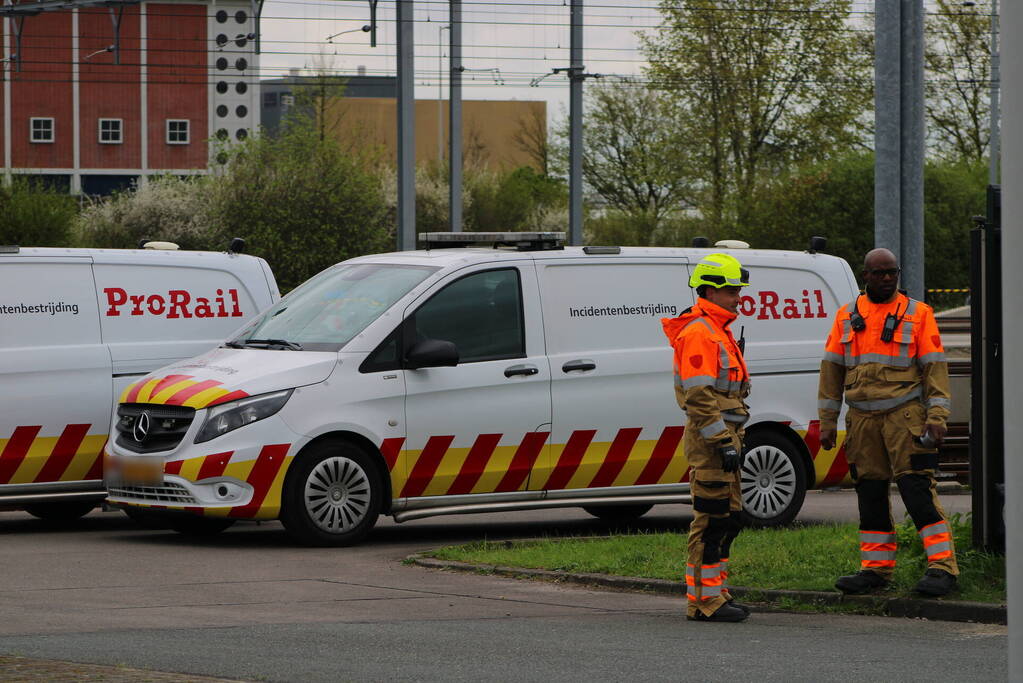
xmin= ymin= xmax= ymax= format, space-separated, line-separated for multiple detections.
xmin=78 ymin=5 xmax=142 ymax=169
xmin=147 ymin=3 xmax=207 ymax=169
xmin=11 ymin=11 xmax=74 ymax=168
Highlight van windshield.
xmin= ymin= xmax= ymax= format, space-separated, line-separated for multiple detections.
xmin=229 ymin=263 xmax=438 ymax=352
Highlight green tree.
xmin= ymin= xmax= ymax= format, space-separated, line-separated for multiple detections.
xmin=466 ymin=166 xmax=566 ymax=233
xmin=209 ymin=113 xmax=391 ymax=293
xmin=73 ymin=175 xmax=222 ymax=250
xmin=0 ymin=179 xmax=79 ymax=247
xmin=925 ymin=0 xmax=993 ymax=162
xmin=575 ymin=78 xmax=699 ymax=244
xmin=641 ymin=0 xmax=873 ymax=231
xmin=743 ymin=152 xmax=982 ymax=292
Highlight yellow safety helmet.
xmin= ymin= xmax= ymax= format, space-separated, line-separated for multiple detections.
xmin=689 ymin=252 xmax=750 ymax=289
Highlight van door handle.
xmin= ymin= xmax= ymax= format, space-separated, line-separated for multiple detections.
xmin=504 ymin=364 xmax=539 ymax=378
xmin=562 ymin=359 xmax=596 ymax=373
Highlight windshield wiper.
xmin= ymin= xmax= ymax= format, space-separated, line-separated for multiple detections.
xmin=222 ymin=340 xmax=246 ymax=349
xmin=242 ymin=338 xmax=304 ymax=351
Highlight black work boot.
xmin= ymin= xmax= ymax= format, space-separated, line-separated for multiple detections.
xmin=835 ymin=570 xmax=890 ymax=594
xmin=687 ymin=602 xmax=749 ymax=622
xmin=914 ymin=569 xmax=958 ymax=597
xmin=725 ymin=598 xmax=751 ymax=615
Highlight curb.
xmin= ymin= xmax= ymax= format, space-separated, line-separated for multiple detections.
xmin=409 ymin=556 xmax=1006 ymax=625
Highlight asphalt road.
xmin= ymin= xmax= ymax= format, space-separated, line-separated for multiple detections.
xmin=0 ymin=489 xmax=1002 ymax=682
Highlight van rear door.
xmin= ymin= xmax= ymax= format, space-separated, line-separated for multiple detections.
xmin=0 ymin=256 xmax=110 ymax=488
xmin=535 ymin=258 xmax=694 ymax=492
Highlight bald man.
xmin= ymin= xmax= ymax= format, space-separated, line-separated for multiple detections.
xmin=818 ymin=248 xmax=958 ymax=597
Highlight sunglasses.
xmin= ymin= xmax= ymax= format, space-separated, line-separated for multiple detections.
xmin=866 ymin=267 xmax=901 ymax=278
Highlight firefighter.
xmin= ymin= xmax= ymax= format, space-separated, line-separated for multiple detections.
xmin=662 ymin=252 xmax=751 ymax=622
xmin=819 ymin=248 xmax=958 ymax=597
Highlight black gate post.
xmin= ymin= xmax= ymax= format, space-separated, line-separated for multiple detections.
xmin=970 ymin=185 xmax=1004 ymax=552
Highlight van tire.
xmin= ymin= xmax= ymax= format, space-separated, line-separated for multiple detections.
xmin=582 ymin=504 xmax=653 ymax=523
xmin=24 ymin=501 xmax=97 ymax=522
xmin=739 ymin=430 xmax=807 ymax=527
xmin=168 ymin=516 xmax=236 ymax=536
xmin=279 ymin=440 xmax=382 ymax=547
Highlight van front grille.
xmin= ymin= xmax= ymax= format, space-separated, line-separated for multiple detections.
xmin=108 ymin=482 xmax=197 ymax=504
xmin=115 ymin=403 xmax=195 ymax=454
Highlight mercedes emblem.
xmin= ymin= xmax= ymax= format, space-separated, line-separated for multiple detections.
xmin=133 ymin=411 xmax=151 ymax=443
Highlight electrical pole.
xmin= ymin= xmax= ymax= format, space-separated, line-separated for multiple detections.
xmin=568 ymin=0 xmax=583 ymax=246
xmin=989 ymin=0 xmax=999 ymax=184
xmin=396 ymin=0 xmax=415 ymax=251
xmin=449 ymin=0 xmax=462 ymax=232
xmin=1000 ymin=3 xmax=1019 ymax=675
xmin=874 ymin=0 xmax=925 ymax=300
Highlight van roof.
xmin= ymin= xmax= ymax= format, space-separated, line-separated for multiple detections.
xmin=7 ymin=247 xmax=256 ymax=265
xmin=347 ymin=245 xmax=850 ymax=272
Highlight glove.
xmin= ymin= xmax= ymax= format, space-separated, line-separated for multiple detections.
xmin=718 ymin=443 xmax=741 ymax=473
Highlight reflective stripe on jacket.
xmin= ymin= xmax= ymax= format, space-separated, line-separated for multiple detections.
xmin=662 ymin=299 xmax=750 ymax=445
xmin=817 ymin=292 xmax=951 ymax=432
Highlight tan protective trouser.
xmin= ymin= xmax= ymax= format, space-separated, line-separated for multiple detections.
xmin=685 ymin=424 xmax=743 ymax=617
xmin=845 ymin=400 xmax=958 ymax=578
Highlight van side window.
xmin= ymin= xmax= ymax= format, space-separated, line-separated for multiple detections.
xmin=411 ymin=268 xmax=524 ymax=363
xmin=359 ymin=327 xmax=401 ymax=373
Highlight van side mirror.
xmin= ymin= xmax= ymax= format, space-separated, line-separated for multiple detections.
xmin=405 ymin=338 xmax=459 ymax=370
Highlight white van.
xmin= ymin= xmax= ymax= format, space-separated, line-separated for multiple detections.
xmin=0 ymin=244 xmax=279 ymax=520
xmin=105 ymin=233 xmax=858 ymax=544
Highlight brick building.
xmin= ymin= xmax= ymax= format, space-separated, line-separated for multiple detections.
xmin=1 ymin=0 xmax=258 ymax=194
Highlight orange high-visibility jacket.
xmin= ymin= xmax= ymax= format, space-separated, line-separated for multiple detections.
xmin=818 ymin=292 xmax=951 ymax=432
xmin=662 ymin=299 xmax=750 ymax=445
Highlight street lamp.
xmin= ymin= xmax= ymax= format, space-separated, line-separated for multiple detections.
xmin=326 ymin=24 xmax=371 ymax=43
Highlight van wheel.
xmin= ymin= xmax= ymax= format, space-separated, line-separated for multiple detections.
xmin=24 ymin=501 xmax=97 ymax=522
xmin=582 ymin=504 xmax=653 ymax=523
xmin=740 ymin=431 xmax=807 ymax=527
xmin=280 ymin=440 xmax=382 ymax=547
xmin=168 ymin=516 xmax=236 ymax=536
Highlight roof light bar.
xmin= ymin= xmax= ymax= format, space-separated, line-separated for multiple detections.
xmin=419 ymin=232 xmax=566 ymax=252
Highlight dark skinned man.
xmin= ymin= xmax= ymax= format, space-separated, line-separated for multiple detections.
xmin=818 ymin=248 xmax=957 ymax=597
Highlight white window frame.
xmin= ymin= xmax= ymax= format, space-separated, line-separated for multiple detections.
xmin=30 ymin=117 xmax=55 ymax=143
xmin=98 ymin=118 xmax=123 ymax=144
xmin=166 ymin=119 xmax=190 ymax=145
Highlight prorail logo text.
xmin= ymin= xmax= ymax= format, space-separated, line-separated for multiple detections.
xmin=104 ymin=287 xmax=244 ymax=318
xmin=739 ymin=289 xmax=827 ymax=319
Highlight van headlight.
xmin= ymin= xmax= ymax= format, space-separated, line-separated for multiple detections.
xmin=195 ymin=390 xmax=293 ymax=444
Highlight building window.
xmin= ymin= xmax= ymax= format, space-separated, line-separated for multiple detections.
xmin=166 ymin=119 xmax=189 ymax=145
xmin=263 ymin=92 xmax=278 ymax=108
xmin=30 ymin=117 xmax=54 ymax=143
xmin=98 ymin=118 xmax=123 ymax=144
xmin=281 ymin=94 xmax=294 ymax=107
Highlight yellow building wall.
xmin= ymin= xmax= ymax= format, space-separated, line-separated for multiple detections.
xmin=325 ymin=98 xmax=546 ymax=171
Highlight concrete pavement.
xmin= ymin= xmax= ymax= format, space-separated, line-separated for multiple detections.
xmin=0 ymin=488 xmax=1004 ymax=681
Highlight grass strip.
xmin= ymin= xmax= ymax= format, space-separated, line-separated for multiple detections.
xmin=425 ymin=514 xmax=1005 ymax=604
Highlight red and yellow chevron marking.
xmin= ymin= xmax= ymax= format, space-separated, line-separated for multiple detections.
xmin=799 ymin=420 xmax=853 ymax=487
xmin=153 ymin=444 xmax=293 ymax=519
xmin=381 ymin=426 xmax=692 ymax=499
xmin=0 ymin=425 xmax=107 ymax=485
xmin=119 ymin=374 xmax=249 ymax=409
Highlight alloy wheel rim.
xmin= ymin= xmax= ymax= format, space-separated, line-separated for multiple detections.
xmin=304 ymin=456 xmax=372 ymax=533
xmin=740 ymin=445 xmax=796 ymax=519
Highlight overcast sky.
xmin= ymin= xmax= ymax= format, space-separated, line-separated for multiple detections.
xmin=259 ymin=1 xmax=678 ymax=120
xmin=256 ymin=1 xmax=959 ymax=125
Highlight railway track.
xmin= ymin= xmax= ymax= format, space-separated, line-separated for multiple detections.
xmin=937 ymin=315 xmax=971 ymax=333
